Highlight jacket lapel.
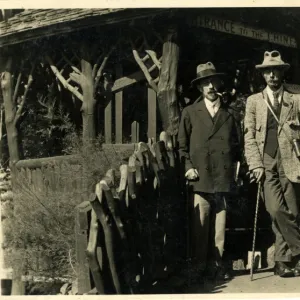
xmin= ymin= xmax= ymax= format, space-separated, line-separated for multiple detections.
xmin=279 ymin=90 xmax=294 ymax=134
xmin=209 ymin=104 xmax=230 ymax=138
xmin=195 ymin=100 xmax=214 ymax=128
xmin=259 ymin=88 xmax=268 ymax=130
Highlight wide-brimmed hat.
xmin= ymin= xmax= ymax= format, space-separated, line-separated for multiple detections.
xmin=191 ymin=62 xmax=226 ymax=85
xmin=255 ymin=50 xmax=290 ymax=70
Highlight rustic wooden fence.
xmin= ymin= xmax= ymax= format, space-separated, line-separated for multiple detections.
xmin=76 ymin=132 xmax=186 ymax=294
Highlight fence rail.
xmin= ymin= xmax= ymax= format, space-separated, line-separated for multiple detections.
xmin=77 ymin=132 xmax=185 ymax=294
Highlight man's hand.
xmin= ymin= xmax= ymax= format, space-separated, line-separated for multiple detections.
xmin=185 ymin=168 xmax=199 ymax=181
xmin=251 ymin=167 xmax=264 ymax=183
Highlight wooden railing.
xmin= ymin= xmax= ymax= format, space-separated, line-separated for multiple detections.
xmin=76 ymin=132 xmax=185 ymax=294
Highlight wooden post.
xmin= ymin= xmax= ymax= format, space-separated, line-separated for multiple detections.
xmin=104 ymin=93 xmax=112 ymax=144
xmin=115 ymin=65 xmax=123 ymax=143
xmin=1 ymin=57 xmax=20 ymax=165
xmin=131 ymin=121 xmax=139 ymax=143
xmin=157 ymin=27 xmax=180 ymax=136
xmin=81 ymin=44 xmax=97 ymax=141
xmin=147 ymin=88 xmax=157 ymax=142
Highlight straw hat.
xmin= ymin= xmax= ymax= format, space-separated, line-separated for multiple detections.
xmin=255 ymin=50 xmax=290 ymax=70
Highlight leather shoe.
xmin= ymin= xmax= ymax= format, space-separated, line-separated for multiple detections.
xmin=274 ymin=261 xmax=294 ymax=278
xmin=293 ymin=260 xmax=300 ymax=277
xmin=215 ymin=267 xmax=233 ymax=281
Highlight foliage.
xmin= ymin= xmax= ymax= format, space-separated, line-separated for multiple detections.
xmin=5 ymin=126 xmax=131 ymax=286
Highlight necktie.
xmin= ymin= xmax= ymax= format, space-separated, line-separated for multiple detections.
xmin=273 ymin=91 xmax=280 ymax=113
xmin=211 ymin=104 xmax=215 ymax=118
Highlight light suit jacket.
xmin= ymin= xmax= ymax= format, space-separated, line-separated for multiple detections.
xmin=244 ymin=87 xmax=300 ymax=183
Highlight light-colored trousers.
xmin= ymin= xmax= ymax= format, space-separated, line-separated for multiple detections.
xmin=190 ymin=192 xmax=227 ymax=271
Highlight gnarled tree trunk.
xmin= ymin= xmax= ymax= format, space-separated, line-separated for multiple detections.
xmin=1 ymin=57 xmax=20 ymax=165
xmin=157 ymin=27 xmax=180 ymax=137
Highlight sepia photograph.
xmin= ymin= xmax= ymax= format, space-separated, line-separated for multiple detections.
xmin=1 ymin=6 xmax=300 ymax=297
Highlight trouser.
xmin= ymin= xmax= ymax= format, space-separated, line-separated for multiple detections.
xmin=263 ymin=150 xmax=300 ymax=262
xmin=190 ymin=192 xmax=227 ymax=271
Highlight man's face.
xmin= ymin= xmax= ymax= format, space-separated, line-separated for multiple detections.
xmin=262 ymin=68 xmax=284 ymax=90
xmin=197 ymin=77 xmax=222 ymax=101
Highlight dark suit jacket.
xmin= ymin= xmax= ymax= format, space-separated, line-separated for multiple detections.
xmin=178 ymin=98 xmax=242 ymax=193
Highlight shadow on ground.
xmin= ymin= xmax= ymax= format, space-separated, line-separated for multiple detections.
xmin=141 ymin=267 xmax=275 ymax=294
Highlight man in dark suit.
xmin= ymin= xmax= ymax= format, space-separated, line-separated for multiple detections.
xmin=244 ymin=50 xmax=300 ymax=278
xmin=178 ymin=62 xmax=241 ymax=281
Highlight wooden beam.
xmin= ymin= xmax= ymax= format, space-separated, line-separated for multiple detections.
xmin=111 ymin=70 xmax=145 ymax=93
xmin=115 ymin=65 xmax=123 ymax=144
xmin=131 ymin=121 xmax=139 ymax=143
xmin=147 ymin=87 xmax=157 ymax=142
xmin=104 ymin=93 xmax=112 ymax=144
xmin=15 ymin=155 xmax=79 ymax=169
xmin=75 ymin=201 xmax=92 ymax=295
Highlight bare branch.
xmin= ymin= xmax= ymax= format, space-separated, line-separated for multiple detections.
xmin=131 ymin=42 xmax=158 ymax=92
xmin=93 ymin=38 xmax=123 ymax=90
xmin=37 ymin=94 xmax=57 ymax=120
xmin=59 ymin=63 xmax=68 ymax=74
xmin=92 ymin=53 xmax=104 ymax=79
xmin=45 ymin=55 xmax=83 ymax=102
xmin=13 ymin=60 xmax=25 ymax=102
xmin=94 ymin=46 xmax=115 ymax=91
xmin=14 ymin=61 xmax=36 ymax=123
xmin=69 ymin=72 xmax=82 ymax=85
xmin=145 ymin=50 xmax=161 ymax=70
xmin=61 ymin=53 xmax=81 ymax=74
xmin=13 ymin=72 xmax=22 ymax=103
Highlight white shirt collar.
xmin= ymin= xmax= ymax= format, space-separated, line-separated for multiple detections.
xmin=204 ymin=97 xmax=220 ymax=109
xmin=204 ymin=97 xmax=221 ymax=117
xmin=266 ymin=85 xmax=283 ymax=104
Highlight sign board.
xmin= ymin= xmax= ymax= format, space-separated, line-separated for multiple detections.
xmin=188 ymin=15 xmax=297 ymax=48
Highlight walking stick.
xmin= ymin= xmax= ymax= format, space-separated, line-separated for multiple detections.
xmin=250 ymin=181 xmax=262 ymax=281
xmin=185 ymin=179 xmax=192 ymax=286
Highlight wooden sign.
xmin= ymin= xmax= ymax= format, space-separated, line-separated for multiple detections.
xmin=188 ymin=15 xmax=297 ymax=48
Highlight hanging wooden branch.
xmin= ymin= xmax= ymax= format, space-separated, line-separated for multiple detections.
xmin=45 ymin=55 xmax=83 ymax=101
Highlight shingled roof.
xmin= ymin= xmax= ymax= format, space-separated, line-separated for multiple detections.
xmin=0 ymin=8 xmax=168 ymax=48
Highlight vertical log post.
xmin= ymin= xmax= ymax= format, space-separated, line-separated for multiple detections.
xmin=115 ymin=65 xmax=123 ymax=143
xmin=147 ymin=87 xmax=157 ymax=142
xmin=104 ymin=93 xmax=112 ymax=143
xmin=157 ymin=26 xmax=180 ymax=137
xmin=1 ymin=57 xmax=20 ymax=164
xmin=131 ymin=121 xmax=139 ymax=143
xmin=81 ymin=44 xmax=97 ymax=141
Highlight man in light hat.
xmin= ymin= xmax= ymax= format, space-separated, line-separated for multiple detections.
xmin=178 ymin=62 xmax=242 ymax=281
xmin=244 ymin=50 xmax=300 ymax=278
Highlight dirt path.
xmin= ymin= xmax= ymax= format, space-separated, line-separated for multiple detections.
xmin=182 ymin=268 xmax=300 ymax=294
